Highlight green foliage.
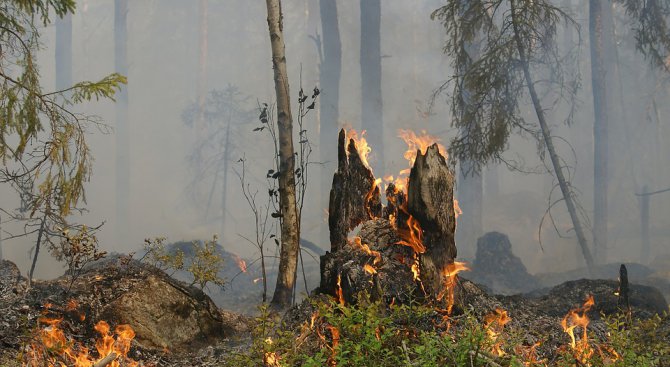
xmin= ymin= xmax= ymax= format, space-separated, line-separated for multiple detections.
xmin=220 ymin=295 xmax=670 ymax=367
xmin=1 ymin=0 xmax=126 ymax=219
xmin=142 ymin=237 xmax=185 ymax=272
xmin=141 ymin=236 xmax=225 ymax=291
xmin=431 ymin=0 xmax=579 ymax=172
xmin=188 ymin=235 xmax=226 ymax=290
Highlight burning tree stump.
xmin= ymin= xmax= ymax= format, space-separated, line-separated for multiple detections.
xmin=407 ymin=144 xmax=457 ymax=297
xmin=328 ymin=129 xmax=381 ymax=252
xmin=321 ymin=130 xmax=460 ymax=307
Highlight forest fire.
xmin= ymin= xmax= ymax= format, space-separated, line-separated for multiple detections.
xmin=346 ymin=129 xmax=372 ymax=169
xmin=26 ymin=306 xmax=138 ymax=367
xmin=561 ymin=295 xmax=595 ymax=364
xmin=439 ymin=261 xmax=470 ymax=315
xmin=484 ymin=308 xmax=511 ymax=357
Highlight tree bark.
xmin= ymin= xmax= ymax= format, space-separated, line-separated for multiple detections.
xmin=319 ymin=0 xmax=342 ymax=244
xmin=510 ymin=0 xmax=594 ymax=271
xmin=266 ymin=0 xmax=301 ymax=310
xmin=114 ymin=0 xmax=130 ymax=247
xmin=360 ymin=0 xmax=383 ymax=173
xmin=590 ymin=0 xmax=609 ymax=264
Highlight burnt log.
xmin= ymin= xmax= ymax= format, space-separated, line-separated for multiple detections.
xmin=407 ymin=144 xmax=457 ymax=297
xmin=328 ymin=129 xmax=381 ymax=252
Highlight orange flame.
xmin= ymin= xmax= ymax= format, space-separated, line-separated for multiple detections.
xmin=347 ymin=129 xmax=372 ymax=170
xmin=397 ymin=129 xmax=447 ymax=167
xmin=514 ymin=342 xmax=545 ymax=366
xmin=326 ymin=325 xmax=340 ymax=367
xmin=27 ymin=314 xmax=138 ymax=367
xmin=438 ymin=261 xmax=470 ymax=316
xmin=484 ymin=308 xmax=511 ymax=357
xmin=561 ymin=295 xmax=595 ymax=364
xmin=232 ymin=254 xmax=248 ymax=273
xmin=396 ymin=214 xmax=426 ymax=254
xmin=336 ymin=274 xmax=345 ymax=306
xmin=363 ymin=264 xmax=377 ymax=275
xmin=350 ymin=237 xmax=382 ymax=265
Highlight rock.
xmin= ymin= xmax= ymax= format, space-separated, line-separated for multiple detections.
xmin=465 ymin=232 xmax=540 ymax=294
xmin=25 ymin=257 xmax=248 ymax=352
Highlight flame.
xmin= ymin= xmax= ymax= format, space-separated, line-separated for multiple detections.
xmin=397 ymin=129 xmax=447 ymax=167
xmin=253 ymin=277 xmax=263 ymax=284
xmin=326 ymin=325 xmax=340 ymax=367
xmin=263 ymin=337 xmax=282 ymax=367
xmin=454 ymin=199 xmax=462 ymax=219
xmin=347 ymin=129 xmax=372 ymax=169
xmin=365 ymin=178 xmax=382 ymax=218
xmin=350 ymin=237 xmax=382 ymax=265
xmin=396 ymin=214 xmax=426 ymax=254
xmin=336 ymin=274 xmax=345 ymax=306
xmin=438 ymin=261 xmax=470 ymax=316
xmin=514 ymin=342 xmax=545 ymax=366
xmin=27 ymin=315 xmax=138 ymax=367
xmin=233 ymin=254 xmax=247 ymax=273
xmin=561 ymin=295 xmax=595 ymax=364
xmin=363 ymin=264 xmax=377 ymax=275
xmin=484 ymin=308 xmax=511 ymax=357
xmin=410 ymin=254 xmax=421 ymax=282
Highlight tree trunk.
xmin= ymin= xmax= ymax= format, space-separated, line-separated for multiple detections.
xmin=220 ymin=122 xmax=231 ymax=237
xmin=319 ymin=0 xmax=342 ymax=244
xmin=360 ymin=0 xmax=383 ymax=173
xmin=55 ymin=13 xmax=72 ymax=90
xmin=266 ymin=0 xmax=300 ymax=310
xmin=115 ymin=0 xmax=130 ymax=246
xmin=196 ymin=0 xmax=209 ymax=211
xmin=590 ymin=0 xmax=609 ymax=264
xmin=510 ymin=0 xmax=594 ymax=271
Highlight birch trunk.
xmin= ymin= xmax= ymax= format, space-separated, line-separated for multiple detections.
xmin=266 ymin=0 xmax=301 ymax=310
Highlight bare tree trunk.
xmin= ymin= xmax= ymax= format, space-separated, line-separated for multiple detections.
xmin=510 ymin=0 xmax=594 ymax=271
xmin=196 ymin=0 xmax=209 ymax=209
xmin=115 ymin=0 xmax=130 ymax=246
xmin=266 ymin=0 xmax=300 ymax=310
xmin=590 ymin=0 xmax=609 ymax=264
xmin=360 ymin=0 xmax=383 ymax=173
xmin=319 ymin=0 xmax=342 ymax=244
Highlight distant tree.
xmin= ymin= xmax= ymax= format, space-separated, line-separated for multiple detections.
xmin=0 ymin=0 xmax=125 ymax=280
xmin=115 ymin=0 xmax=130 ymax=246
xmin=317 ymin=0 xmax=342 ymax=241
xmin=265 ymin=0 xmax=301 ymax=310
xmin=432 ymin=0 xmax=595 ymax=268
xmin=360 ymin=0 xmax=384 ymax=173
xmin=182 ymin=86 xmax=254 ymax=234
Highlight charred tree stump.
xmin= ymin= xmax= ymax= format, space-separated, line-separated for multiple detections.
xmin=328 ymin=129 xmax=381 ymax=252
xmin=407 ymin=144 xmax=457 ymax=298
xmin=321 ymin=133 xmax=459 ymax=307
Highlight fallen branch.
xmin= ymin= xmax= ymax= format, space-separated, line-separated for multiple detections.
xmin=93 ymin=352 xmax=118 ymax=367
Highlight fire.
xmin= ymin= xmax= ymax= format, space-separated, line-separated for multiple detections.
xmin=336 ymin=274 xmax=345 ymax=306
xmin=347 ymin=129 xmax=372 ymax=169
xmin=363 ymin=264 xmax=377 ymax=275
xmin=438 ymin=261 xmax=470 ymax=316
xmin=396 ymin=214 xmax=426 ymax=254
xmin=326 ymin=325 xmax=340 ymax=367
xmin=233 ymin=254 xmax=247 ymax=273
xmin=253 ymin=277 xmax=263 ymax=284
xmin=561 ymin=295 xmax=595 ymax=364
xmin=454 ymin=199 xmax=462 ymax=219
xmin=365 ymin=178 xmax=382 ymax=218
xmin=397 ymin=129 xmax=447 ymax=167
xmin=484 ymin=308 xmax=511 ymax=357
xmin=263 ymin=337 xmax=282 ymax=367
xmin=27 ymin=313 xmax=138 ymax=367
xmin=410 ymin=254 xmax=421 ymax=282
xmin=350 ymin=237 xmax=382 ymax=265
xmin=514 ymin=342 xmax=545 ymax=366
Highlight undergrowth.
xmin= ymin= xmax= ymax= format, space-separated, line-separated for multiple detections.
xmin=222 ymin=295 xmax=669 ymax=367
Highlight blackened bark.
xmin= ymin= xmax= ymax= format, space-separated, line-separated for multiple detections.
xmin=407 ymin=144 xmax=457 ymax=296
xmin=328 ymin=129 xmax=380 ymax=252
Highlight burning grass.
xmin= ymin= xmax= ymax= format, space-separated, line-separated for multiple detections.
xmin=221 ymin=294 xmax=670 ymax=367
